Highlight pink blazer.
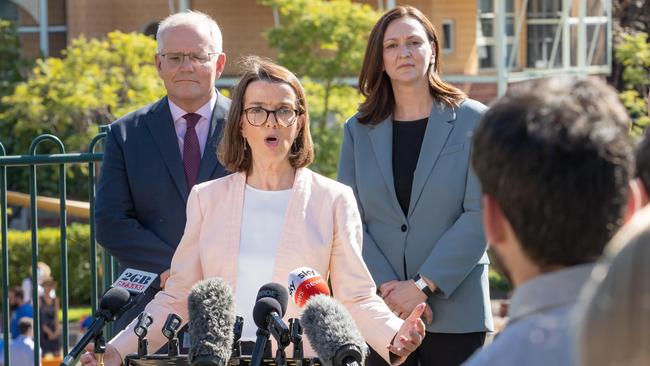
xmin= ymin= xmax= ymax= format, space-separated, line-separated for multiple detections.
xmin=110 ymin=168 xmax=402 ymax=362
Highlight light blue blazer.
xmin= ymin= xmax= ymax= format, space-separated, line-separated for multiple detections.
xmin=337 ymin=99 xmax=494 ymax=333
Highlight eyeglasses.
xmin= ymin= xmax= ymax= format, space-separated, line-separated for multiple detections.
xmin=244 ymin=106 xmax=302 ymax=127
xmin=160 ymin=52 xmax=219 ymax=67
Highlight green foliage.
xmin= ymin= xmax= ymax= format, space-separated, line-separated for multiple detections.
xmin=614 ymin=32 xmax=650 ymax=136
xmin=488 ymin=267 xmax=512 ymax=294
xmin=304 ymin=79 xmax=362 ymax=177
xmin=1 ymin=224 xmax=99 ymax=306
xmin=260 ymin=0 xmax=377 ymax=176
xmin=261 ymin=0 xmax=379 ymax=83
xmin=0 ymin=31 xmax=164 ymax=198
xmin=0 ymin=20 xmax=28 ymax=101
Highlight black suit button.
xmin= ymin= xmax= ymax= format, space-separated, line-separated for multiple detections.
xmin=401 ymin=224 xmax=407 ymax=232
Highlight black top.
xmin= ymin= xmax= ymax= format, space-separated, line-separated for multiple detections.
xmin=392 ymin=118 xmax=428 ymax=216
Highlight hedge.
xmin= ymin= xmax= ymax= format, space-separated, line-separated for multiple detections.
xmin=1 ymin=223 xmax=100 ymax=306
xmin=1 ymin=224 xmax=513 ymax=305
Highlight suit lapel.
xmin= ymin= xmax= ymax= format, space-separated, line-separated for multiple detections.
xmin=197 ymin=91 xmax=231 ymax=182
xmin=368 ymin=118 xmax=406 ymax=218
xmin=144 ymin=97 xmax=188 ymax=200
xmin=407 ymin=104 xmax=456 ymax=218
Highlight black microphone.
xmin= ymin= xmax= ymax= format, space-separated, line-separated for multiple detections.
xmin=162 ymin=313 xmax=182 ymax=356
xmin=300 ymin=295 xmax=368 ymax=366
xmin=134 ymin=312 xmax=154 ymax=356
xmin=232 ymin=316 xmax=244 ymax=357
xmin=251 ymin=283 xmax=290 ymax=366
xmin=61 ymin=287 xmax=131 ymax=366
xmin=187 ymin=278 xmax=236 ymax=366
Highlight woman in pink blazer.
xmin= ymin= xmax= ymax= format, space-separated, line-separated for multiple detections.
xmin=81 ymin=57 xmax=425 ymax=366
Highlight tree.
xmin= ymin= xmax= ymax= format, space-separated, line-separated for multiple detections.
xmin=303 ymin=79 xmax=363 ymax=178
xmin=261 ymin=0 xmax=379 ymax=129
xmin=260 ymin=0 xmax=379 ymax=177
xmin=614 ymin=32 xmax=650 ymax=136
xmin=0 ymin=31 xmax=164 ymax=198
xmin=0 ymin=20 xmax=28 ymax=102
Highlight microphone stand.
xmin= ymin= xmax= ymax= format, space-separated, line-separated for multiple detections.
xmin=267 ymin=312 xmax=290 ymax=366
xmin=93 ymin=333 xmax=106 ymax=366
xmin=251 ymin=328 xmax=270 ymax=366
xmin=289 ymin=318 xmax=303 ymax=366
xmin=232 ymin=316 xmax=244 ymax=358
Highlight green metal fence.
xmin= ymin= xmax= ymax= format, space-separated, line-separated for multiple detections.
xmin=0 ymin=128 xmax=118 ymax=366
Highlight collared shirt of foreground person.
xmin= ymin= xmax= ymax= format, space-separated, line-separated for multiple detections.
xmin=81 ymin=57 xmax=425 ymax=366
xmin=463 ymin=77 xmax=635 ymax=366
xmin=94 ymin=10 xmax=230 ymax=334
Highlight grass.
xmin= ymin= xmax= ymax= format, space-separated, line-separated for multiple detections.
xmin=58 ymin=306 xmax=91 ymax=323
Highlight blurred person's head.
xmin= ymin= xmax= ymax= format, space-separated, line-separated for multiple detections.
xmin=472 ymin=77 xmax=633 ymax=286
xmin=217 ymin=56 xmax=313 ymax=173
xmin=17 ymin=317 xmax=33 ymax=337
xmin=36 ymin=261 xmax=51 ymax=285
xmin=8 ymin=287 xmax=24 ymax=310
xmin=357 ymin=5 xmax=465 ymax=124
xmin=155 ymin=10 xmax=226 ymax=113
xmin=577 ymin=205 xmax=650 ymax=366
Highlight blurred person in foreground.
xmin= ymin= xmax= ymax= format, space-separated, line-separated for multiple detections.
xmin=81 ymin=57 xmax=425 ymax=366
xmin=337 ymin=6 xmax=492 ymax=365
xmin=576 ymin=205 xmax=650 ymax=366
xmin=463 ymin=77 xmax=635 ymax=366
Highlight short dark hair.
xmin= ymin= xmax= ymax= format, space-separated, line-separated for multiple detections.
xmin=635 ymin=129 xmax=650 ymax=194
xmin=218 ymin=56 xmax=314 ymax=172
xmin=357 ymin=6 xmax=465 ymax=125
xmin=11 ymin=286 xmax=24 ymax=300
xmin=18 ymin=317 xmax=32 ymax=335
xmin=472 ymin=77 xmax=633 ymax=268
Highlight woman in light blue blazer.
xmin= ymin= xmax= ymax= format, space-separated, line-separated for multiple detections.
xmin=337 ymin=6 xmax=493 ymax=366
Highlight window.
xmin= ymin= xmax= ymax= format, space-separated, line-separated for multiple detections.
xmin=441 ymin=20 xmax=454 ymax=54
xmin=477 ymin=0 xmax=516 ymax=69
xmin=0 ymin=1 xmax=18 ymax=21
xmin=526 ymin=0 xmax=608 ymax=68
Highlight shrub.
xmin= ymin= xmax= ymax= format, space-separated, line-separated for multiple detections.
xmin=1 ymin=223 xmax=100 ymax=306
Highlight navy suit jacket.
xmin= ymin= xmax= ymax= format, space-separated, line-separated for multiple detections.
xmin=95 ymin=92 xmax=231 ymax=276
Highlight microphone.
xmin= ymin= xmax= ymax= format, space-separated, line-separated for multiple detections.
xmin=232 ymin=316 xmax=244 ymax=357
xmin=134 ymin=312 xmax=154 ymax=356
xmin=289 ymin=318 xmax=303 ymax=361
xmin=61 ymin=287 xmax=131 ymax=366
xmin=288 ymin=267 xmax=330 ymax=308
xmin=251 ymin=283 xmax=290 ymax=366
xmin=300 ymin=295 xmax=368 ymax=366
xmin=187 ymin=278 xmax=236 ymax=366
xmin=162 ymin=313 xmax=182 ymax=356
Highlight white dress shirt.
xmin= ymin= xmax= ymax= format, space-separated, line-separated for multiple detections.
xmin=168 ymin=94 xmax=216 ymax=158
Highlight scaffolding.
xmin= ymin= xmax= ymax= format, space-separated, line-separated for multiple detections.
xmin=446 ymin=0 xmax=612 ymax=96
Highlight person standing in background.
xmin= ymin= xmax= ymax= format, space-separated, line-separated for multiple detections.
xmin=94 ymin=10 xmax=230 ymax=335
xmin=338 ymin=6 xmax=492 ymax=366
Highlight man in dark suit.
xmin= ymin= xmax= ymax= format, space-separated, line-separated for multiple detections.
xmin=95 ymin=10 xmax=230 ymax=334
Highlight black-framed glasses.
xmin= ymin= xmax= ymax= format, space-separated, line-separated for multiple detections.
xmin=244 ymin=106 xmax=302 ymax=127
xmin=160 ymin=52 xmax=219 ymax=67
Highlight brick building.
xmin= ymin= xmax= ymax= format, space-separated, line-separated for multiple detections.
xmin=3 ymin=0 xmax=611 ymax=102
